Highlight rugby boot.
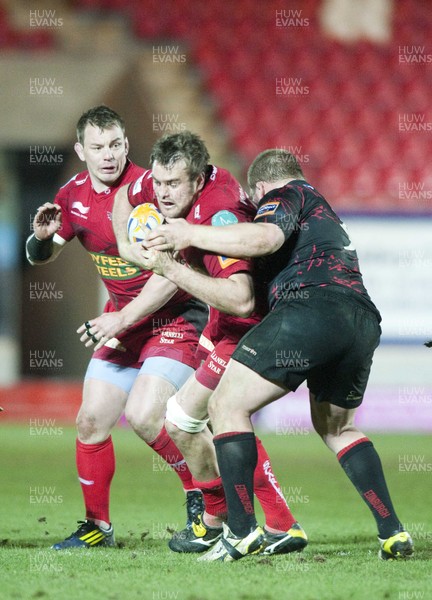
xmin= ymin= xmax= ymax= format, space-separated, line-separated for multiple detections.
xmin=198 ymin=523 xmax=265 ymax=562
xmin=378 ymin=530 xmax=413 ymax=560
xmin=169 ymin=513 xmax=222 ymax=553
xmin=51 ymin=520 xmax=115 ymax=550
xmin=262 ymin=522 xmax=308 ymax=555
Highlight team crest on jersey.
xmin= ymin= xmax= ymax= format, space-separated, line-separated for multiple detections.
xmin=255 ymin=201 xmax=280 ymax=217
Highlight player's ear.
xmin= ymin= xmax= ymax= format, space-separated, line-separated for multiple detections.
xmin=256 ymin=182 xmax=266 ymax=199
xmin=124 ymin=137 xmax=129 ymax=155
xmin=74 ymin=142 xmax=85 ymax=162
xmin=196 ymin=172 xmax=205 ymax=193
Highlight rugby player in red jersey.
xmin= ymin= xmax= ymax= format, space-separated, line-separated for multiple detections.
xmin=145 ymin=148 xmax=413 ymax=562
xmin=26 ymin=107 xmax=207 ymax=549
xmin=112 ymin=132 xmax=307 ymax=556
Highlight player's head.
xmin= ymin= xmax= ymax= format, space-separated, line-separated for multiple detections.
xmin=247 ymin=149 xmax=304 ymax=204
xmin=150 ymin=131 xmax=209 ymax=218
xmin=74 ymin=105 xmax=129 ymax=192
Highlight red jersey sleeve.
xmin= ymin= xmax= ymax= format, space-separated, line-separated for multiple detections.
xmin=202 ymin=245 xmax=252 ymax=280
xmin=128 ymin=170 xmax=155 ymax=207
xmin=54 ymin=173 xmax=89 ymax=243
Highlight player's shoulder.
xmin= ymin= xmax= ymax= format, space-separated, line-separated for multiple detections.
xmin=204 ymin=165 xmax=243 ymax=194
xmin=59 ymin=169 xmax=90 ymax=192
xmin=281 ymin=180 xmax=320 ymax=199
xmin=195 ymin=165 xmax=252 ymax=223
xmin=257 ymin=180 xmax=313 ymax=213
xmin=121 ymin=161 xmax=147 ymax=185
xmin=129 ymin=168 xmax=153 ymax=198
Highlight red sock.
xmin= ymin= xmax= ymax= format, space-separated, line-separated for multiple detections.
xmin=148 ymin=426 xmax=196 ymax=491
xmin=76 ymin=436 xmax=115 ymax=524
xmin=192 ymin=476 xmax=227 ymax=520
xmin=254 ymin=437 xmax=296 ymax=532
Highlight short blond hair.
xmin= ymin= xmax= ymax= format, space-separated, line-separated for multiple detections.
xmin=247 ymin=149 xmax=304 ymax=192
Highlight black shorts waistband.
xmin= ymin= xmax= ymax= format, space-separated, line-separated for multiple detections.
xmin=276 ymin=285 xmax=381 ymax=321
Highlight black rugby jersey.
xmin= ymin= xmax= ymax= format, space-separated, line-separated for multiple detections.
xmin=253 ymin=179 xmax=380 ymax=318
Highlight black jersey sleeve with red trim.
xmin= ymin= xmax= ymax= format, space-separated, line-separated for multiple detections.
xmin=253 ymin=183 xmax=304 ymax=241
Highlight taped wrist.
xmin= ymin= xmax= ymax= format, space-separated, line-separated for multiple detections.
xmin=26 ymin=234 xmax=54 ymax=261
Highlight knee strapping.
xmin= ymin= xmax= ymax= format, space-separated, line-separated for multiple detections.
xmin=166 ymin=395 xmax=209 ymax=434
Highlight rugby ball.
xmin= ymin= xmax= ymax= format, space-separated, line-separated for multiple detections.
xmin=127 ymin=203 xmax=164 ymax=243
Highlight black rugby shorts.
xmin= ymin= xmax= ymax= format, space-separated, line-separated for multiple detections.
xmin=232 ymin=286 xmax=381 ymax=409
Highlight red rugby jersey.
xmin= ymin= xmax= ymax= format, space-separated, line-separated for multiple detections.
xmin=129 ymin=165 xmax=262 ymax=341
xmin=54 ymin=160 xmax=190 ymax=311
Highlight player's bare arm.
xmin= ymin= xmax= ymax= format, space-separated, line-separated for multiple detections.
xmin=111 ymin=183 xmax=138 ymax=263
xmin=146 ymin=220 xmax=285 ymax=258
xmin=139 ymin=249 xmax=255 ymax=318
xmin=143 ymin=218 xmax=192 ymax=252
xmin=77 ymin=270 xmax=179 ymax=350
xmin=26 ymin=202 xmax=65 ymax=265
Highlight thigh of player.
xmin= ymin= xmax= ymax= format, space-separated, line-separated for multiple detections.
xmin=308 ymin=302 xmax=381 ymax=409
xmin=79 ymin=358 xmax=139 ymax=442
xmin=208 ymin=358 xmax=288 ymax=435
xmin=125 ymin=355 xmax=195 ymax=440
xmin=124 ymin=314 xmax=200 ymax=437
xmin=180 ymin=336 xmax=239 ymax=420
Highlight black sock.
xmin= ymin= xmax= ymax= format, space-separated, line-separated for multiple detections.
xmin=213 ymin=432 xmax=258 ymax=537
xmin=338 ymin=439 xmax=403 ymax=538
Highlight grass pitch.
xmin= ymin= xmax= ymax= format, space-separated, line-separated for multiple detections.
xmin=1 ymin=425 xmax=430 ymax=600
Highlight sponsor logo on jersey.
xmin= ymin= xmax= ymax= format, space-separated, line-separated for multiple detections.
xmin=217 ymin=255 xmax=240 ymax=269
xmin=212 ymin=211 xmax=240 ymax=268
xmin=71 ymin=201 xmax=90 ymax=219
xmin=209 ymin=165 xmax=218 ymax=181
xmin=89 ymin=252 xmax=141 ymax=280
xmin=211 ymin=210 xmax=238 ymax=227
xmin=255 ymin=201 xmax=280 ymax=217
xmin=194 ymin=204 xmax=201 ymax=220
